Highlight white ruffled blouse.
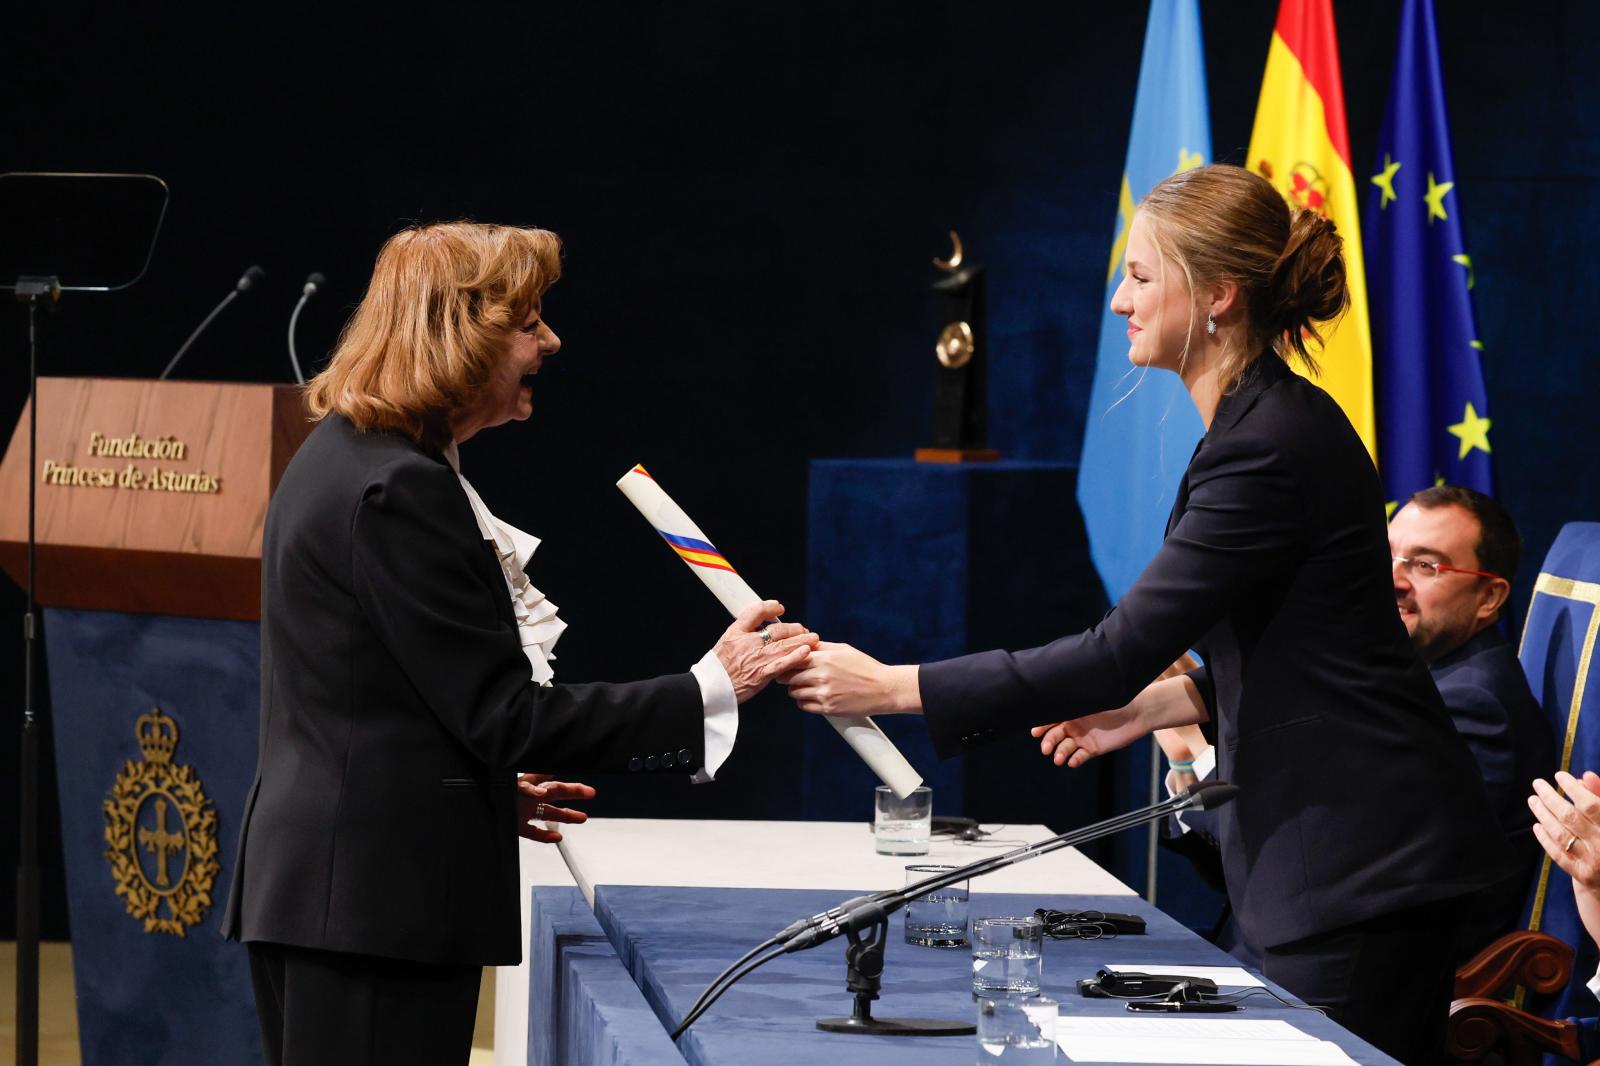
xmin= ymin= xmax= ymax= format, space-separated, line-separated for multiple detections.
xmin=443 ymin=444 xmax=736 ymax=781
xmin=445 ymin=445 xmax=566 ymax=686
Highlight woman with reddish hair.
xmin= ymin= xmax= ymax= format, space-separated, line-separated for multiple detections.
xmin=223 ymin=222 xmax=816 ymax=1065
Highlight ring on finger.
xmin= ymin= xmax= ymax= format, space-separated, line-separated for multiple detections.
xmin=1566 ymin=832 xmax=1580 ymax=854
xmin=534 ymin=803 xmax=548 ymax=820
xmin=759 ymin=626 xmax=774 ymax=646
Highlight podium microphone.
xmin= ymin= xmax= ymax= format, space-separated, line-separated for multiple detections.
xmin=287 ymin=271 xmax=325 ymax=385
xmin=159 ymin=265 xmax=265 ymax=380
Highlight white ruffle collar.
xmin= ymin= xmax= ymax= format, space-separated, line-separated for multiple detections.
xmin=443 ymin=443 xmax=567 ymax=685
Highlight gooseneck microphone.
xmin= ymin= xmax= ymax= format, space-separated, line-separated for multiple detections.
xmin=159 ymin=265 xmax=265 ymax=380
xmin=670 ymin=779 xmax=1239 ymax=1039
xmin=287 ymin=271 xmax=325 ymax=385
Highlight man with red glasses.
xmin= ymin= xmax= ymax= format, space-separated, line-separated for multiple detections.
xmin=1388 ymin=485 xmax=1554 ymax=951
xmin=1389 ymin=484 xmax=1553 ymax=827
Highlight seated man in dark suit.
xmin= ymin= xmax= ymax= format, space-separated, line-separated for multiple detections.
xmin=1155 ymin=484 xmax=1553 ymax=965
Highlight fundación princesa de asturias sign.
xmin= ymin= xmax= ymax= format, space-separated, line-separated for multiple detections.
xmin=41 ymin=430 xmax=223 ymax=494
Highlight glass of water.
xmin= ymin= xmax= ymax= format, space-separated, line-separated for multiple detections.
xmin=904 ymin=864 xmax=968 ymax=947
xmin=977 ymin=996 xmax=1056 ymax=1063
xmin=971 ymin=915 xmax=1044 ymax=998
xmin=874 ymin=785 xmax=932 ymax=855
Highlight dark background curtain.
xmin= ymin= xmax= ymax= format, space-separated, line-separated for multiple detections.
xmin=3 ymin=0 xmax=1595 ymax=937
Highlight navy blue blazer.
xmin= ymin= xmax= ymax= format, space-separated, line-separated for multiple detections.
xmin=920 ymin=355 xmax=1515 ymax=949
xmin=1432 ymin=627 xmax=1555 ymax=843
xmin=223 ymin=415 xmax=705 ymax=966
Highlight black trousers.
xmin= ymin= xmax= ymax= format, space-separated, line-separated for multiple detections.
xmin=1262 ymin=899 xmax=1457 ymax=1066
xmin=247 ymin=942 xmax=481 ymax=1066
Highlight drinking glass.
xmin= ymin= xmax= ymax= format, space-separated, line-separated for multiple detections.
xmin=873 ymin=785 xmax=932 ymax=855
xmin=976 ymin=996 xmax=1056 ymax=1063
xmin=903 ymin=864 xmax=968 ymax=947
xmin=971 ymin=915 xmax=1044 ymax=997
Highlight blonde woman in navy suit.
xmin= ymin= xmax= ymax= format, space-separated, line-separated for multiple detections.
xmin=222 ymin=223 xmax=817 ymax=1066
xmin=788 ymin=165 xmax=1510 ymax=1063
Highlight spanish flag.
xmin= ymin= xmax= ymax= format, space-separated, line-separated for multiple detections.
xmin=1247 ymin=0 xmax=1376 ymax=459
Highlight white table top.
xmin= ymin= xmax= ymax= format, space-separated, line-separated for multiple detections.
xmin=554 ymin=817 xmax=1134 ymax=905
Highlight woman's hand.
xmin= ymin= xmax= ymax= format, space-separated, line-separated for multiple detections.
xmin=714 ymin=600 xmax=820 ymax=703
xmin=516 ymin=773 xmax=597 ymax=844
xmin=786 ymin=642 xmax=921 ymax=717
xmin=1030 ymin=704 xmax=1148 ymax=768
xmin=1153 ymin=722 xmax=1210 ymax=791
xmin=1530 ymin=771 xmax=1600 ymax=945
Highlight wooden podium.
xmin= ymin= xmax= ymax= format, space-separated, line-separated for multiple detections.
xmin=0 ymin=377 xmax=313 ymax=1066
xmin=0 ymin=376 xmax=312 ymax=620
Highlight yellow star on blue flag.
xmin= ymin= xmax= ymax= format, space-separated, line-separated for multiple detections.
xmin=1424 ymin=171 xmax=1453 ymax=223
xmin=1446 ymin=402 xmax=1492 ymax=459
xmin=1366 ymin=0 xmax=1494 ymax=502
xmin=1372 ymin=155 xmax=1401 ymax=208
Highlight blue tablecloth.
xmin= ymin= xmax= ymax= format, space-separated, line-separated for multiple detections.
xmin=528 ymin=887 xmax=684 ymax=1066
xmin=580 ymin=885 xmax=1400 ymax=1066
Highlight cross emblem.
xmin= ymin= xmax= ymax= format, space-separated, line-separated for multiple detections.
xmin=138 ymin=798 xmax=186 ymax=888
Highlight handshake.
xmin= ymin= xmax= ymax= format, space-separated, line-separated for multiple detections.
xmin=515 ymin=599 xmax=928 ymax=846
xmin=706 ymin=599 xmax=921 ymax=716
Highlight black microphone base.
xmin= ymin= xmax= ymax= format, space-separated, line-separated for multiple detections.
xmin=815 ymin=1015 xmax=974 ymax=1036
xmin=817 ymin=989 xmax=973 ymax=1036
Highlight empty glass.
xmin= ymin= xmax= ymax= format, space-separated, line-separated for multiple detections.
xmin=971 ymin=915 xmax=1044 ymax=998
xmin=976 ymin=996 xmax=1056 ymax=1063
xmin=874 ymin=785 xmax=932 ymax=855
xmin=904 ymin=864 xmax=968 ymax=947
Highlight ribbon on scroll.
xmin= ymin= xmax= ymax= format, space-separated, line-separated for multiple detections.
xmin=617 ymin=464 xmax=923 ymax=798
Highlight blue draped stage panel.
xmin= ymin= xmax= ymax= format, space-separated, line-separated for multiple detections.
xmin=559 ymin=884 xmax=1398 ymax=1065
xmin=803 ymin=459 xmax=1110 ymax=831
xmin=43 ymin=608 xmax=262 ymax=1066
xmin=528 ymin=887 xmax=685 ymax=1066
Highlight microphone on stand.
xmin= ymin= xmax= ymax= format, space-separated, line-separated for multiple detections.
xmin=287 ymin=271 xmax=325 ymax=385
xmin=159 ymin=265 xmax=264 ymax=380
xmin=670 ymin=780 xmax=1240 ymax=1039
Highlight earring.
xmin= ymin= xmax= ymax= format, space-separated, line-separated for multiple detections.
xmin=1206 ymin=314 xmax=1217 ymax=336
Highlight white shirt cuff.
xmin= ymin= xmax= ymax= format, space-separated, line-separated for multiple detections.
xmin=1168 ymin=744 xmax=1217 ymax=833
xmin=1587 ymin=964 xmax=1600 ymax=1001
xmin=688 ymin=649 xmax=738 ymax=783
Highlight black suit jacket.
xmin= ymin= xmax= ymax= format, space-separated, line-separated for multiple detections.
xmin=1162 ymin=629 xmax=1553 ymax=965
xmin=1432 ymin=627 xmax=1555 ymax=842
xmin=920 ymin=356 xmax=1514 ymax=948
xmin=222 ymin=415 xmax=704 ymax=965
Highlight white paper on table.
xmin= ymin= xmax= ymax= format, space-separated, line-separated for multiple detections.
xmin=616 ymin=464 xmax=923 ymax=798
xmin=1055 ymin=1017 xmax=1356 ymax=1066
xmin=1104 ymin=964 xmax=1264 ymax=988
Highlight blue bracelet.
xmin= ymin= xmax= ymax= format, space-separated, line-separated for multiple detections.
xmin=1169 ymin=760 xmax=1195 ymax=773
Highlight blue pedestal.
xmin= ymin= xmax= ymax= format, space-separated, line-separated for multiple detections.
xmin=43 ymin=608 xmax=262 ymax=1066
xmin=802 ymin=459 xmax=1109 ymax=831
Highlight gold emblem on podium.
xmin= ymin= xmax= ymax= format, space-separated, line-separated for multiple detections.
xmin=103 ymin=708 xmax=220 ymax=936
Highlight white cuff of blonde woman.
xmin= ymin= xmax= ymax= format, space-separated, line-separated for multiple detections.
xmin=1165 ymin=744 xmax=1217 ymax=833
xmin=689 ymin=649 xmax=738 ymax=784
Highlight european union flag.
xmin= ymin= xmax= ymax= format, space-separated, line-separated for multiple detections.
xmin=1365 ymin=0 xmax=1494 ymax=506
xmin=1077 ymin=0 xmax=1210 ymax=604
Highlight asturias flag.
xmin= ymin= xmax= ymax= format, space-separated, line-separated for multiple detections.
xmin=1365 ymin=0 xmax=1493 ymax=507
xmin=1077 ymin=0 xmax=1210 ymax=604
xmin=1247 ymin=0 xmax=1376 ymax=458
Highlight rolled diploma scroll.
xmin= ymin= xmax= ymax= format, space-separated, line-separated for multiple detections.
xmin=616 ymin=464 xmax=923 ymax=798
